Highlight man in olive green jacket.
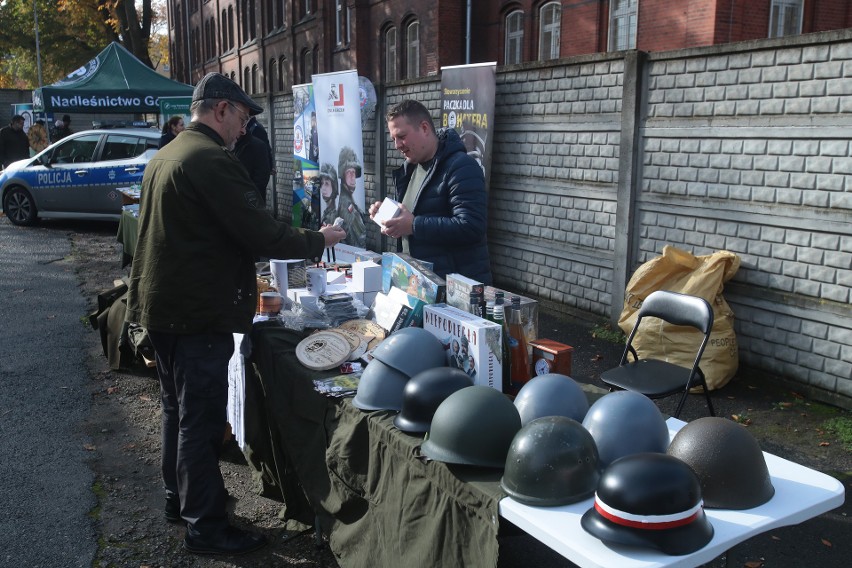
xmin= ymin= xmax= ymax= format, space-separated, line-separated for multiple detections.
xmin=126 ymin=73 xmax=345 ymax=557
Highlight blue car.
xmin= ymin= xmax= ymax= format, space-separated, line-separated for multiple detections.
xmin=1 ymin=128 xmax=160 ymax=226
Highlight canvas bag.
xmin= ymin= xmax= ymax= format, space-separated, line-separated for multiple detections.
xmin=618 ymin=246 xmax=741 ymax=391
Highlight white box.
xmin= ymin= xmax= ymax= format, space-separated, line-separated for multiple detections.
xmin=372 ymin=197 xmax=402 ymax=226
xmin=352 ymin=260 xmax=383 ymax=292
xmin=423 ymin=304 xmax=504 ymax=392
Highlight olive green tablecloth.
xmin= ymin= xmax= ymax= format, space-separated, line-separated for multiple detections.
xmin=116 ymin=209 xmax=138 ymax=268
xmin=243 ymin=325 xmax=504 ymax=568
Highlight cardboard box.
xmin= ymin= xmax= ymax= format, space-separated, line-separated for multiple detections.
xmin=387 ymin=286 xmax=426 ymax=328
xmin=371 ymin=291 xmax=415 ymax=334
xmin=332 ymin=243 xmax=382 ymax=264
xmin=423 ymin=304 xmax=503 ymax=392
xmin=372 ymin=197 xmax=403 ymax=226
xmin=529 ymin=339 xmax=574 ymax=377
xmin=485 ymin=286 xmax=538 ymax=343
xmin=446 ymin=273 xmax=485 ymax=312
xmin=352 ymin=260 xmax=383 ymax=292
xmin=382 ymin=252 xmax=446 ymax=304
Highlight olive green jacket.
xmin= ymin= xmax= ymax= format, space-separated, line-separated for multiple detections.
xmin=126 ymin=122 xmax=325 ymax=335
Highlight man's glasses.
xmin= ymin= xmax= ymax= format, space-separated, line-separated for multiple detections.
xmin=225 ymin=100 xmax=250 ymax=128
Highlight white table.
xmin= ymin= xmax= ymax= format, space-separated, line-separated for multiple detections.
xmin=499 ymin=417 xmax=846 ymax=568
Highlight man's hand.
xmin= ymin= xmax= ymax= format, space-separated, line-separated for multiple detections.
xmin=368 ymin=200 xmax=382 ymax=218
xmin=320 ymin=225 xmax=346 ymax=247
xmin=380 ymin=204 xmax=414 ymax=239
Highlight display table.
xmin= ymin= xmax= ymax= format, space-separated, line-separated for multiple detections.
xmin=243 ymin=325 xmax=504 ymax=568
xmin=499 ymin=417 xmax=846 ymax=568
xmin=116 ymin=208 xmax=139 ymax=268
xmin=243 ymin=325 xmax=845 ymax=568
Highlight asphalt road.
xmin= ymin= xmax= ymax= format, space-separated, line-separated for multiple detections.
xmin=0 ymin=220 xmax=96 ymax=567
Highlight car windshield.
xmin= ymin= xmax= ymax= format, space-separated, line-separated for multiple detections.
xmin=102 ymin=134 xmax=156 ymax=161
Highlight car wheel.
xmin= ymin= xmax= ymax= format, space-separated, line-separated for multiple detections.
xmin=3 ymin=186 xmax=39 ymax=226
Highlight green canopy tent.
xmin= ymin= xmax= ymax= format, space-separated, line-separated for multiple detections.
xmin=32 ymin=42 xmax=193 ymax=114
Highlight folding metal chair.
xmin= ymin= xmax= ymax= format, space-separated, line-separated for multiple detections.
xmin=600 ymin=290 xmax=716 ymax=418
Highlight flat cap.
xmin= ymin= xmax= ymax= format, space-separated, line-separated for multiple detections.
xmin=192 ymin=72 xmax=264 ymax=115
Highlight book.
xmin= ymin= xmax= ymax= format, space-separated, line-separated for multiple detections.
xmin=446 ymin=273 xmax=485 ymax=312
xmin=382 ymin=252 xmax=446 ymax=304
xmin=423 ymin=304 xmax=504 ymax=391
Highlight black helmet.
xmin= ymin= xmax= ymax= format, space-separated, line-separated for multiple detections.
xmin=393 ymin=367 xmax=473 ymax=434
xmin=421 ymin=386 xmax=521 ymax=468
xmin=352 ymin=358 xmax=409 ymax=412
xmin=582 ymin=391 xmax=669 ymax=467
xmin=513 ymin=373 xmax=589 ymax=426
xmin=501 ymin=416 xmax=600 ymax=506
xmin=371 ymin=327 xmax=446 ymax=379
xmin=667 ymin=417 xmax=775 ymax=509
xmin=581 ymin=453 xmax=714 ymax=556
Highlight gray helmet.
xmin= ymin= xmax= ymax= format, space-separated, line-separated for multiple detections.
xmin=513 ymin=373 xmax=590 ymax=426
xmin=421 ymin=386 xmax=522 ymax=468
xmin=370 ymin=327 xmax=446 ymax=379
xmin=667 ymin=417 xmax=775 ymax=509
xmin=581 ymin=453 xmax=714 ymax=556
xmin=318 ymin=163 xmax=338 ymax=200
xmin=352 ymin=358 xmax=410 ymax=412
xmin=501 ymin=416 xmax=600 ymax=506
xmin=582 ymin=391 xmax=669 ymax=467
xmin=393 ymin=367 xmax=473 ymax=434
xmin=338 ymin=145 xmax=362 ymax=179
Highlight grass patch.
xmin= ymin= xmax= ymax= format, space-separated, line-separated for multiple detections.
xmin=821 ymin=415 xmax=852 ymax=451
xmin=590 ymin=322 xmax=626 ymax=344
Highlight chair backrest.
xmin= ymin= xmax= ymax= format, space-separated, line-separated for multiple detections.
xmin=636 ymin=290 xmax=714 ymax=335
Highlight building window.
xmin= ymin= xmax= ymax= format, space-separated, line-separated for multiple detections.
xmin=266 ymin=0 xmax=275 ymax=34
xmin=227 ymin=6 xmax=235 ymax=50
xmin=336 ymin=0 xmax=349 ymax=46
xmin=301 ymin=48 xmax=314 ymax=84
xmin=609 ymin=0 xmax=638 ymax=51
xmin=385 ymin=26 xmax=397 ymax=81
xmin=505 ymin=10 xmax=524 ymax=65
xmin=538 ymin=1 xmax=561 ymax=61
xmin=244 ymin=67 xmax=250 ymax=91
xmin=769 ymin=0 xmax=803 ymax=38
xmin=276 ymin=0 xmax=285 ymax=28
xmin=268 ymin=58 xmax=277 ymax=92
xmin=251 ymin=64 xmax=258 ymax=94
xmin=279 ymin=56 xmax=287 ymax=91
xmin=300 ymin=0 xmax=312 ymax=19
xmin=405 ymin=20 xmax=420 ymax=79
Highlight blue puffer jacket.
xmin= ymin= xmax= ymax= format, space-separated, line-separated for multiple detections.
xmin=392 ymin=128 xmax=492 ymax=284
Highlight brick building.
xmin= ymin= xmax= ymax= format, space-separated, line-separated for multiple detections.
xmin=166 ymin=1 xmax=852 ymax=90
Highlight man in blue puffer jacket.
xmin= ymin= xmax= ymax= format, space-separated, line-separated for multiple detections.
xmin=369 ymin=99 xmax=492 ymax=284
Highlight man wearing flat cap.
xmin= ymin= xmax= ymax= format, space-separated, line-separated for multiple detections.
xmin=126 ymin=73 xmax=346 ymax=556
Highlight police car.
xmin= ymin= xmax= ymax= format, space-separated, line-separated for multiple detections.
xmin=1 ymin=128 xmax=160 ymax=226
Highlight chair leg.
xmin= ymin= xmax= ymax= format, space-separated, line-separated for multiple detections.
xmin=702 ymin=384 xmax=715 ymax=417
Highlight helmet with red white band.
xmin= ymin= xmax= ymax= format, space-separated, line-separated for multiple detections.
xmin=581 ymin=453 xmax=714 ymax=556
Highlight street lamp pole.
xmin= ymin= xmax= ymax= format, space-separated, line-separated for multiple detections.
xmin=33 ymin=0 xmax=43 ymax=89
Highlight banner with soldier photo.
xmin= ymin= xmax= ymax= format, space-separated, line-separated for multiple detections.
xmin=311 ymin=70 xmax=367 ymax=249
xmin=439 ymin=62 xmax=497 ymax=190
xmin=292 ymin=83 xmax=320 ymax=229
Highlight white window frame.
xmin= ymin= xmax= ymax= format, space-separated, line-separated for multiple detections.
xmin=769 ymin=0 xmax=804 ymax=38
xmin=335 ymin=0 xmax=350 ymax=46
xmin=538 ymin=1 xmax=561 ymax=61
xmin=609 ymin=0 xmax=638 ymax=51
xmin=505 ymin=10 xmax=524 ymax=65
xmin=406 ymin=21 xmax=420 ymax=79
xmin=385 ymin=27 xmax=398 ymax=81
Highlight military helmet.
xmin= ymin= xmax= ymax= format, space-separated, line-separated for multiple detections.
xmin=394 ymin=367 xmax=473 ymax=434
xmin=501 ymin=416 xmax=600 ymax=506
xmin=581 ymin=453 xmax=714 ymax=556
xmin=338 ymin=145 xmax=362 ymax=178
xmin=421 ymin=386 xmax=522 ymax=468
xmin=582 ymin=391 xmax=670 ymax=467
xmin=318 ymin=163 xmax=338 ymax=199
xmin=370 ymin=327 xmax=446 ymax=379
xmin=667 ymin=417 xmax=775 ymax=509
xmin=352 ymin=358 xmax=409 ymax=412
xmin=513 ymin=373 xmax=590 ymax=426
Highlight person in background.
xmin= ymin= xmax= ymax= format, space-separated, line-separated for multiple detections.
xmin=52 ymin=114 xmax=73 ymax=140
xmin=125 ymin=73 xmax=345 ymax=557
xmin=337 ymin=145 xmax=367 ymax=248
xmin=369 ymin=99 xmax=492 ymax=284
xmin=27 ymin=119 xmax=50 ymax=156
xmin=159 ymin=115 xmax=185 ymax=148
xmin=233 ymin=122 xmax=272 ymax=204
xmin=0 ymin=114 xmax=29 ymax=168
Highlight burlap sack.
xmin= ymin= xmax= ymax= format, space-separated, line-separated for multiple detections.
xmin=618 ymin=246 xmax=740 ymax=391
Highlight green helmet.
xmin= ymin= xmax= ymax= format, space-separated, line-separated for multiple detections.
xmin=318 ymin=163 xmax=338 ymax=200
xmin=421 ymin=386 xmax=521 ymax=468
xmin=338 ymin=145 xmax=362 ymax=179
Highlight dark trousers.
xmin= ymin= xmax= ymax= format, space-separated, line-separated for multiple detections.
xmin=148 ymin=330 xmax=235 ymax=536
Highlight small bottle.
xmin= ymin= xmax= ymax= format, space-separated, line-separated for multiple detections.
xmin=492 ymin=294 xmax=512 ymax=394
xmin=508 ymin=296 xmax=531 ymax=394
xmin=469 ymin=292 xmax=484 ymax=318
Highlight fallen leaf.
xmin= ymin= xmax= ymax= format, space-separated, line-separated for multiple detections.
xmin=107 ymin=386 xmax=119 ymax=395
xmin=592 ymin=354 xmax=603 ymax=361
xmin=819 ymin=442 xmax=830 ymax=447
xmin=770 ymin=535 xmax=781 ymax=541
xmin=821 ymin=538 xmax=832 ymax=547
xmin=790 ymin=391 xmax=805 ymax=399
xmin=83 ymin=444 xmax=96 ymax=451
xmin=778 ymin=402 xmax=793 ymax=408
xmin=47 ymin=314 xmax=56 ymax=319
xmin=744 ymin=561 xmax=764 ymax=568
xmin=139 ymin=395 xmax=152 ymax=402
